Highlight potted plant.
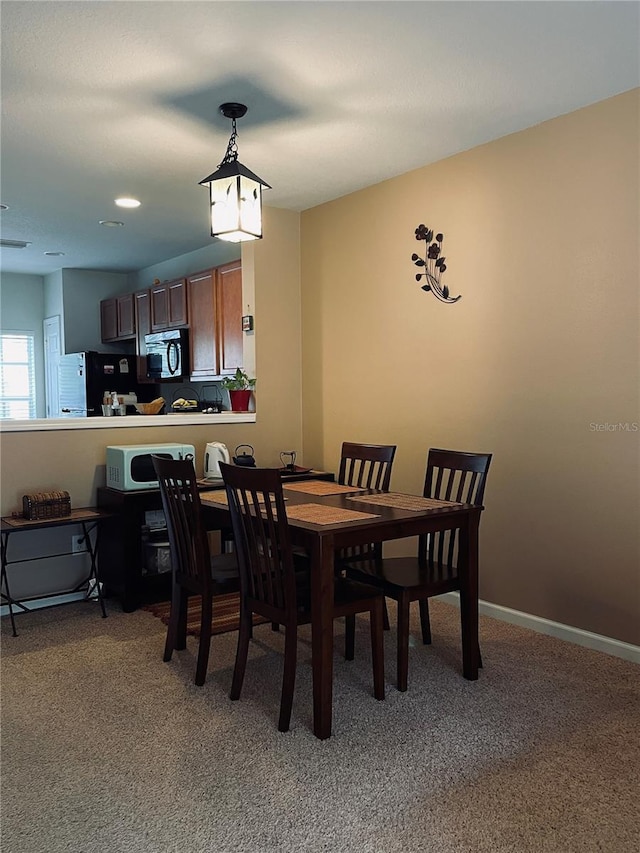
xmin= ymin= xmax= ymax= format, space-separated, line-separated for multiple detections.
xmin=221 ymin=368 xmax=256 ymax=412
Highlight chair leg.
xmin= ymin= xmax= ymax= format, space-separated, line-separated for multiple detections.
xmin=382 ymin=598 xmax=390 ymax=631
xmin=175 ymin=588 xmax=188 ymax=651
xmin=396 ymin=592 xmax=411 ymax=692
xmin=195 ymin=594 xmax=213 ymax=686
xmin=418 ymin=598 xmax=432 ymax=645
xmin=163 ymin=582 xmax=184 ymax=661
xmin=271 ymin=621 xmax=280 ymax=632
xmin=370 ymin=600 xmax=385 ymax=700
xmin=345 ymin=614 xmax=355 ymax=660
xmin=278 ymin=625 xmax=298 ymax=732
xmin=478 ymin=643 xmax=483 ymax=669
xmin=230 ymin=605 xmax=252 ymax=701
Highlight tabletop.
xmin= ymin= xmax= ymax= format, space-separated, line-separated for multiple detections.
xmin=1 ymin=507 xmax=112 ymax=533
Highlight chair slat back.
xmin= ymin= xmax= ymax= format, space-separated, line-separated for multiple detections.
xmin=421 ymin=448 xmax=492 ymax=570
xmin=220 ymin=464 xmax=297 ymax=620
xmin=152 ymin=455 xmax=211 ymax=592
xmin=339 ymin=442 xmax=396 ymax=491
xmin=337 ymin=443 xmax=397 ymax=563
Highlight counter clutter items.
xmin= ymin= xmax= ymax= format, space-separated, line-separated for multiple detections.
xmin=102 ymin=391 xmax=139 ymax=416
xmin=134 ymin=397 xmax=166 ymax=415
xmin=169 ymin=385 xmax=224 ymax=414
xmin=171 ymin=397 xmax=198 ymax=411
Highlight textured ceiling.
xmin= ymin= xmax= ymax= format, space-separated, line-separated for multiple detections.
xmin=1 ymin=1 xmax=638 ymax=276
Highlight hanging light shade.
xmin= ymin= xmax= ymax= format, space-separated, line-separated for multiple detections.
xmin=199 ymin=102 xmax=271 ymax=243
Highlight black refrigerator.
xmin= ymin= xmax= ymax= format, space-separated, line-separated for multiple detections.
xmin=57 ymin=351 xmax=143 ymax=417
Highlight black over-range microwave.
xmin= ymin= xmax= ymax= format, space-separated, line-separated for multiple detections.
xmin=145 ymin=329 xmax=189 ymax=381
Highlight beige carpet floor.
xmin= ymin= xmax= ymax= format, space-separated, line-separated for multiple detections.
xmin=1 ymin=597 xmax=638 ymax=853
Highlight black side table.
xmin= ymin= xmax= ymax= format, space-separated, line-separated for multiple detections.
xmin=1 ymin=508 xmax=112 ymax=636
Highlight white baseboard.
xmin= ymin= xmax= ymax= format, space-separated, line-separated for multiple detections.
xmin=439 ymin=592 xmax=640 ymax=665
xmin=1 ymin=591 xmax=95 ymax=620
xmin=4 ymin=591 xmax=639 ymax=666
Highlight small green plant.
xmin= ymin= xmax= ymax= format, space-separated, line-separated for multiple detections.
xmin=221 ymin=367 xmax=256 ymax=391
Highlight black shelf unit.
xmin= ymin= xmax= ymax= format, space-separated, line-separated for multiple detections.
xmin=96 ymin=469 xmax=334 ymax=612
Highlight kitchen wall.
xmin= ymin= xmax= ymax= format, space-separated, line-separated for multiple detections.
xmin=57 ymin=269 xmax=131 ymax=353
xmin=131 ymin=241 xmax=240 ymax=289
xmin=300 ymin=89 xmax=640 ymax=646
xmin=1 ymin=268 xmax=135 ymax=417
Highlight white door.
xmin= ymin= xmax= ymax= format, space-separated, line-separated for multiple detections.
xmin=43 ymin=315 xmax=62 ymax=417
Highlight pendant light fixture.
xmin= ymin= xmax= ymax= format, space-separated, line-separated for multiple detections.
xmin=199 ymin=102 xmax=271 ymax=243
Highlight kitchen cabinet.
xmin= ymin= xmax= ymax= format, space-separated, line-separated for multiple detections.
xmin=188 ymin=260 xmax=243 ymax=380
xmin=134 ymin=288 xmax=153 ymax=383
xmin=100 ymin=294 xmax=135 ymax=342
xmin=150 ymin=278 xmax=188 ymax=330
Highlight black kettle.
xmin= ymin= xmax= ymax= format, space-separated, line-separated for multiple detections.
xmin=233 ymin=444 xmax=256 ymax=467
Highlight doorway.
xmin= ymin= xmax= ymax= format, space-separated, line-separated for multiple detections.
xmin=43 ymin=315 xmax=62 ymax=417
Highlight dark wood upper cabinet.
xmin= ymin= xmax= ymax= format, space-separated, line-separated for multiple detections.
xmin=188 ymin=260 xmax=243 ymax=379
xmin=100 ymin=299 xmax=118 ymax=342
xmin=134 ymin=289 xmax=152 ymax=383
xmin=99 ymin=264 xmax=241 ymax=381
xmin=100 ymin=294 xmax=135 ymax=342
xmin=150 ymin=278 xmax=188 ymax=330
xmin=216 ymin=260 xmax=243 ymax=376
xmin=188 ymin=269 xmax=217 ymax=379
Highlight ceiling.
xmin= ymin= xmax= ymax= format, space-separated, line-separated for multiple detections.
xmin=1 ymin=1 xmax=638 ymax=277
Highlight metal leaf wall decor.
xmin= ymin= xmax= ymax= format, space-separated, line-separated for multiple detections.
xmin=412 ymin=224 xmax=461 ymax=303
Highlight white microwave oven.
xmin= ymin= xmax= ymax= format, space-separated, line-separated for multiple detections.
xmin=105 ymin=443 xmax=196 ymax=491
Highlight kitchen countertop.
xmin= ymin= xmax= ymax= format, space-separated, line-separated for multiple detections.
xmin=1 ymin=412 xmax=257 ymax=433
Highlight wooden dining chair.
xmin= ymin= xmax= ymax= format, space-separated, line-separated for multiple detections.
xmin=336 ymin=442 xmax=396 ymax=565
xmin=152 ymin=455 xmax=239 ymax=686
xmin=220 ymin=462 xmax=385 ymax=733
xmin=338 ymin=442 xmax=396 ymax=491
xmin=344 ymin=448 xmax=492 ymax=691
xmin=336 ymin=442 xmax=397 ymax=630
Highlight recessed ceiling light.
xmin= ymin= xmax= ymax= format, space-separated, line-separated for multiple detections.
xmin=115 ymin=197 xmax=141 ymax=209
xmin=44 ymin=251 xmax=65 ymax=257
xmin=99 ymin=220 xmax=124 ymax=227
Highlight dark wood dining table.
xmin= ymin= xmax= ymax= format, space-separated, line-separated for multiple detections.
xmin=201 ymin=480 xmax=483 ymax=739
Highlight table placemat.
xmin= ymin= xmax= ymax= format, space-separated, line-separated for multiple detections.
xmin=200 ymin=491 xmax=230 ymax=506
xmin=346 ymin=493 xmax=463 ymax=512
xmin=284 ymin=503 xmax=379 ymax=525
xmin=3 ymin=508 xmax=102 ymax=527
xmin=282 ymin=481 xmax=366 ymax=496
xmin=201 ymin=491 xmax=286 ymax=507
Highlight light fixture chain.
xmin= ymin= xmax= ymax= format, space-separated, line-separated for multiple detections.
xmin=221 ymin=118 xmax=239 ymax=166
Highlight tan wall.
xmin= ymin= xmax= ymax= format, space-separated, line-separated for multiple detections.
xmin=301 ymin=90 xmax=640 ymax=645
xmin=251 ymin=206 xmax=304 ymax=462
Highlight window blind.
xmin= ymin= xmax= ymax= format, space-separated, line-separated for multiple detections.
xmin=0 ymin=333 xmax=36 ymax=419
